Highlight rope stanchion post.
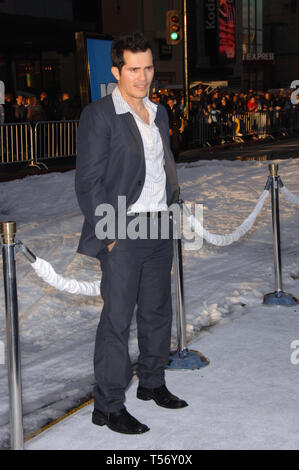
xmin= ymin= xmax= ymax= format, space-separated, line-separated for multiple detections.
xmin=166 ymin=201 xmax=209 ymax=370
xmin=0 ymin=221 xmax=24 ymax=450
xmin=173 ymin=235 xmax=187 ymax=352
xmin=263 ymin=164 xmax=298 ymax=306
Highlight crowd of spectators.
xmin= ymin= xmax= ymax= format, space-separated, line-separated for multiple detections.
xmin=151 ymin=86 xmax=299 ymax=158
xmin=153 ymin=85 xmax=298 ymax=118
xmin=1 ymin=91 xmax=81 ymax=124
xmin=1 ymin=85 xmax=298 ymax=160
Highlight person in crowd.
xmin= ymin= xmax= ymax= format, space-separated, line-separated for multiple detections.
xmin=59 ymin=92 xmax=73 ymax=120
xmin=69 ymin=95 xmax=82 ymax=120
xmin=247 ymin=95 xmax=258 ymax=113
xmin=231 ymin=94 xmax=243 ymax=113
xmin=211 ymin=90 xmax=221 ymax=108
xmin=273 ymin=89 xmax=286 ymax=110
xmin=12 ymin=94 xmax=26 ymax=122
xmin=4 ymin=92 xmax=14 ymax=123
xmin=220 ymin=96 xmax=230 ymax=114
xmin=247 ymin=89 xmax=254 ymax=101
xmin=151 ymin=92 xmax=160 ymax=104
xmin=40 ymin=91 xmax=54 ymax=120
xmin=75 ymin=32 xmax=186 ymax=436
xmin=261 ymin=91 xmax=274 ymax=132
xmin=261 ymin=92 xmax=273 ymax=112
xmin=158 ymin=88 xmax=170 ymax=107
xmin=191 ymin=86 xmax=207 ymax=116
xmin=26 ymin=95 xmax=46 ymax=123
xmin=284 ymin=90 xmax=297 ymax=132
xmin=239 ymin=93 xmax=247 ymax=112
xmin=247 ymin=95 xmax=260 ymax=139
xmin=165 ymin=95 xmax=184 ymax=161
xmin=178 ymin=95 xmax=185 ymax=115
xmin=22 ymin=95 xmax=30 ymax=110
xmin=57 ymin=92 xmax=81 ymax=120
xmin=203 ymin=102 xmax=221 ymax=142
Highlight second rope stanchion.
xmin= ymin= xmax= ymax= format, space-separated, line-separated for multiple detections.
xmin=166 ymin=201 xmax=209 ymax=370
xmin=263 ymin=163 xmax=298 ymax=306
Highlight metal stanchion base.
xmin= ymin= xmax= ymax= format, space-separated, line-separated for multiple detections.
xmin=28 ymin=161 xmax=48 ymax=170
xmin=166 ymin=348 xmax=210 ymax=370
xmin=263 ymin=291 xmax=298 ymax=306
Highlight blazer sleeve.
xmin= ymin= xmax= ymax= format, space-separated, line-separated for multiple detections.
xmin=75 ymin=103 xmax=115 ymax=246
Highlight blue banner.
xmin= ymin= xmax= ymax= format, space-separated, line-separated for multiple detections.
xmin=86 ymin=38 xmax=117 ymax=102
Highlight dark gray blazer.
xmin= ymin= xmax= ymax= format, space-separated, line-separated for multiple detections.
xmin=75 ymin=94 xmax=180 ymax=258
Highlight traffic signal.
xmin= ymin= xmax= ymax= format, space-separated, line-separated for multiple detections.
xmin=166 ymin=10 xmax=182 ymax=45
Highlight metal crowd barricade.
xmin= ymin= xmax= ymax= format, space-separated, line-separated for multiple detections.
xmin=0 ymin=120 xmax=79 ymax=168
xmin=190 ymin=108 xmax=299 ymax=147
xmin=0 ymin=123 xmax=34 ymax=166
xmin=34 ymin=120 xmax=78 ymax=163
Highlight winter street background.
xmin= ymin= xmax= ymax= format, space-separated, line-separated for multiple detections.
xmin=1 ymin=157 xmax=299 ymax=449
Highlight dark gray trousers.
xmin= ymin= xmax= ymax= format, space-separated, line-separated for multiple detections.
xmin=94 ymin=215 xmax=174 ymax=413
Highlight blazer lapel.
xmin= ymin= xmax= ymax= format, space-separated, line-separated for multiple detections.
xmin=154 ymin=106 xmax=169 ymax=143
xmin=155 ymin=106 xmax=180 ymax=204
xmin=119 ymin=112 xmax=145 ymax=161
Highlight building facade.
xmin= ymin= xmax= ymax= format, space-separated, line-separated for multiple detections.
xmin=1 ymin=0 xmax=297 ymax=102
xmin=0 ymin=0 xmax=102 ymax=97
xmin=263 ymin=0 xmax=299 ymax=89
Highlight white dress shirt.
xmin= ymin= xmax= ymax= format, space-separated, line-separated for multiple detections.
xmin=112 ymin=86 xmax=168 ymax=214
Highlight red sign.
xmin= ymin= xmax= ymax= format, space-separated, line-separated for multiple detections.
xmin=218 ymin=0 xmax=236 ymax=64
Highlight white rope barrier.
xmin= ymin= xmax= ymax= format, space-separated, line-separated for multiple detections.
xmin=183 ymin=189 xmax=270 ymax=246
xmin=31 ymin=257 xmax=101 ymax=296
xmin=24 ymin=189 xmax=270 ymax=293
xmin=280 ymin=185 xmax=299 ymax=206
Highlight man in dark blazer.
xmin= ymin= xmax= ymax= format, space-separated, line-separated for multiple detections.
xmin=75 ymin=33 xmax=188 ymax=435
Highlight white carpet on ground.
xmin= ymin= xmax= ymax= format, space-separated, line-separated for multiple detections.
xmin=0 ymin=158 xmax=299 ymax=449
xmin=25 ymin=306 xmax=299 ymax=450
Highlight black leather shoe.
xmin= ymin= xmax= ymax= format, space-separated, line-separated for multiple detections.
xmin=92 ymin=407 xmax=150 ymax=435
xmin=137 ymin=384 xmax=188 ymax=409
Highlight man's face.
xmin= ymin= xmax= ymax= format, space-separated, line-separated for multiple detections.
xmin=111 ymin=49 xmax=154 ymax=101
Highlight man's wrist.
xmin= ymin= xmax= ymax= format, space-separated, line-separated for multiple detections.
xmin=103 ymin=239 xmax=116 ymax=247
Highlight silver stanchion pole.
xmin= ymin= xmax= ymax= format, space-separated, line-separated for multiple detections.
xmin=0 ymin=221 xmax=24 ymax=450
xmin=166 ymin=201 xmax=209 ymax=370
xmin=173 ymin=235 xmax=187 ymax=353
xmin=263 ymin=164 xmax=298 ymax=306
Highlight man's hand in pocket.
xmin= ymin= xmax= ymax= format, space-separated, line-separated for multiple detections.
xmin=107 ymin=240 xmax=116 ymax=252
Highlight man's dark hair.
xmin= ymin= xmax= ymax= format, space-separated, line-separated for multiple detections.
xmin=111 ymin=32 xmax=153 ymax=72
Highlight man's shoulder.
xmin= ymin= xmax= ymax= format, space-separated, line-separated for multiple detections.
xmin=156 ymin=102 xmax=168 ymax=120
xmin=81 ymin=94 xmax=115 ymax=117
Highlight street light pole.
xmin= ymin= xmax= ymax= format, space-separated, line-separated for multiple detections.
xmin=183 ymin=0 xmax=190 ymax=121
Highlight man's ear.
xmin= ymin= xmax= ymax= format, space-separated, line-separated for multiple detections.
xmin=111 ymin=66 xmax=120 ymax=82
